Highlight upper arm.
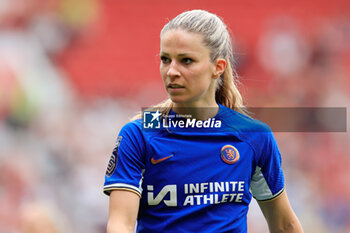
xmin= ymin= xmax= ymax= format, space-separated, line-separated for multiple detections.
xmin=104 ymin=122 xmax=145 ymax=232
xmin=258 ymin=190 xmax=303 ymax=233
xmin=107 ymin=190 xmax=140 ymax=233
xmin=251 ymin=131 xmax=302 ymax=232
xmin=250 ymin=131 xmax=284 ymax=201
xmin=104 ymin=122 xmax=145 ymax=196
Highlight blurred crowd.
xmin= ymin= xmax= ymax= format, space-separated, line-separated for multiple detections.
xmin=241 ymin=14 xmax=350 ymax=233
xmin=0 ymin=1 xmax=349 ymax=233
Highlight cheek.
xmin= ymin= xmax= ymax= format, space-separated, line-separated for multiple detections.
xmin=160 ymin=66 xmax=167 ymax=79
xmin=190 ymin=64 xmax=214 ymax=82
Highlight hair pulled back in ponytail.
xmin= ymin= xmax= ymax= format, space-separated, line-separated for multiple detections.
xmin=132 ymin=9 xmax=246 ymax=120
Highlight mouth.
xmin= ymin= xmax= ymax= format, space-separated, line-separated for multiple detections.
xmin=167 ymin=83 xmax=185 ymax=89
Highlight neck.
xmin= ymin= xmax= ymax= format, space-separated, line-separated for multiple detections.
xmin=172 ymin=102 xmax=219 ymax=120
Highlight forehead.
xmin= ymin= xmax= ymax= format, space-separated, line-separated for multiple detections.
xmin=160 ymin=29 xmax=209 ymax=55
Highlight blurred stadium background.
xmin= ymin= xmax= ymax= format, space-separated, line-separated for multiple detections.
xmin=0 ymin=0 xmax=349 ymax=232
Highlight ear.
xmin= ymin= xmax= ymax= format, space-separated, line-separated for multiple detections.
xmin=212 ymin=58 xmax=226 ymax=79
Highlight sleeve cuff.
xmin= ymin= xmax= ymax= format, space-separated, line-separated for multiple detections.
xmin=103 ymin=183 xmax=142 ymax=197
xmin=254 ymin=186 xmax=285 ymax=202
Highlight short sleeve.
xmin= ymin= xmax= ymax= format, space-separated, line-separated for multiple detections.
xmin=250 ymin=131 xmax=285 ymax=201
xmin=103 ymin=121 xmax=145 ymax=197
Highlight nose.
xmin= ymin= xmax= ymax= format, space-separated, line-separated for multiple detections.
xmin=167 ymin=61 xmax=181 ymax=78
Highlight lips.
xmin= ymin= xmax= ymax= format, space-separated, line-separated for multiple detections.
xmin=168 ymin=83 xmax=185 ymax=88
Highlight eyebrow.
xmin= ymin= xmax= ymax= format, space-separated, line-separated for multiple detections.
xmin=160 ymin=52 xmax=197 ymax=57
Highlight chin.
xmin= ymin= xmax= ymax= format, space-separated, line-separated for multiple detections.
xmin=169 ymin=97 xmax=200 ymax=108
xmin=169 ymin=96 xmax=189 ymax=104
xmin=169 ymin=98 xmax=185 ymax=103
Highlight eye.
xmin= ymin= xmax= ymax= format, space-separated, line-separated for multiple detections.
xmin=181 ymin=58 xmax=193 ymax=65
xmin=160 ymin=56 xmax=170 ymax=64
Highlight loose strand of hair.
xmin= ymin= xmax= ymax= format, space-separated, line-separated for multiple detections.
xmin=216 ymin=58 xmax=247 ymax=115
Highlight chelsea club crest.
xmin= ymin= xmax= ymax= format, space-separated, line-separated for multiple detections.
xmin=220 ymin=145 xmax=240 ymax=164
xmin=106 ymin=136 xmax=122 ymax=177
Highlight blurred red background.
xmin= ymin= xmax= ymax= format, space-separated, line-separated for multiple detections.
xmin=0 ymin=0 xmax=349 ymax=233
xmin=59 ymin=0 xmax=350 ymax=99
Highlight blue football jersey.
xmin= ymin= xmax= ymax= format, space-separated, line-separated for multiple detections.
xmin=104 ymin=104 xmax=285 ymax=233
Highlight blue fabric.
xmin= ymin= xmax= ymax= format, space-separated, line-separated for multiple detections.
xmin=104 ymin=104 xmax=284 ymax=233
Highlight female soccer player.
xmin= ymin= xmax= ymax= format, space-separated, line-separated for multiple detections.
xmin=104 ymin=10 xmax=303 ymax=233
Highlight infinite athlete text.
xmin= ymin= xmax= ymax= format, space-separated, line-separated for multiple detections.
xmin=147 ymin=181 xmax=246 ymax=207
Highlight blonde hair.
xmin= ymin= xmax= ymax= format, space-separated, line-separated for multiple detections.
xmin=132 ymin=10 xmax=246 ymax=120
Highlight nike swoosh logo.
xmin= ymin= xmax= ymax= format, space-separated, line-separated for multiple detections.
xmin=151 ymin=155 xmax=174 ymax=164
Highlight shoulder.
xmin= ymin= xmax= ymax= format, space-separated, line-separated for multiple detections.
xmin=119 ymin=118 xmax=164 ymax=141
xmin=116 ymin=119 xmax=142 ymax=139
xmin=219 ymin=105 xmax=276 ymax=156
xmin=121 ymin=119 xmax=143 ymax=132
xmin=219 ymin=105 xmax=272 ymax=134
